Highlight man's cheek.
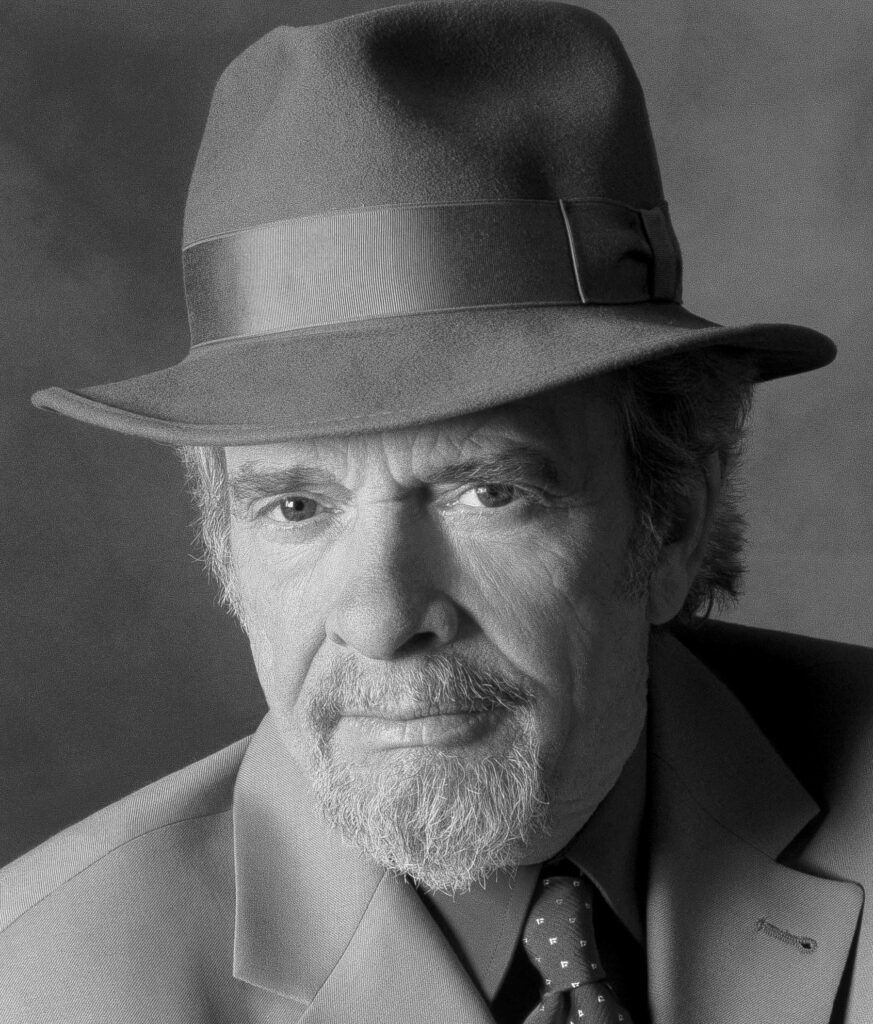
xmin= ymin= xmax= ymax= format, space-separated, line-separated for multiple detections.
xmin=458 ymin=533 xmax=608 ymax=663
xmin=235 ymin=538 xmax=310 ymax=624
xmin=236 ymin=565 xmax=325 ymax=708
xmin=243 ymin=618 xmax=281 ymax=704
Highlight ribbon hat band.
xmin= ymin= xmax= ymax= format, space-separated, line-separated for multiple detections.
xmin=182 ymin=199 xmax=683 ymax=347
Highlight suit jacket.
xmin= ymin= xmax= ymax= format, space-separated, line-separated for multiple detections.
xmin=2 ymin=622 xmax=872 ymax=1023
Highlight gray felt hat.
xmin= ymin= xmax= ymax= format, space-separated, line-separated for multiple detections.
xmin=32 ymin=0 xmax=835 ymax=445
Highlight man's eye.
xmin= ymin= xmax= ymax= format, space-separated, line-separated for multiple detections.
xmin=456 ymin=484 xmax=519 ymax=509
xmin=268 ymin=496 xmax=321 ymax=523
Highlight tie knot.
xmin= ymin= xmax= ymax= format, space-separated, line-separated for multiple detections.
xmin=522 ymin=874 xmax=605 ymax=992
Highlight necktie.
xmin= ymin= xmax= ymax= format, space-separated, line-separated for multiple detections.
xmin=521 ymin=875 xmax=634 ymax=1024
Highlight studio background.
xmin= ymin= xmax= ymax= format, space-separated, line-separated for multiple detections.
xmin=2 ymin=0 xmax=871 ymax=866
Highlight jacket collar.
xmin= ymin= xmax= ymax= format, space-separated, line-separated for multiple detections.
xmin=231 ymin=714 xmax=496 ymax=1024
xmin=646 ymin=631 xmax=863 ymax=1024
xmin=231 ymin=635 xmax=864 ymax=1024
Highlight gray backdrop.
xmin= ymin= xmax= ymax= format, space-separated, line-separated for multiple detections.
xmin=2 ymin=0 xmax=871 ymax=866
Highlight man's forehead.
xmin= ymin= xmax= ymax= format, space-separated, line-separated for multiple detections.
xmin=222 ymin=380 xmax=616 ymax=480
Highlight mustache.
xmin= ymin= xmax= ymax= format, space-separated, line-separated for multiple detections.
xmin=304 ymin=652 xmax=532 ymax=729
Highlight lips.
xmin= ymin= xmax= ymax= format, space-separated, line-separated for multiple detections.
xmin=331 ymin=705 xmax=508 ymax=751
xmin=342 ymin=702 xmax=496 ymax=721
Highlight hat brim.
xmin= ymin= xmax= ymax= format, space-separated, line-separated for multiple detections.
xmin=31 ymin=303 xmax=835 ymax=445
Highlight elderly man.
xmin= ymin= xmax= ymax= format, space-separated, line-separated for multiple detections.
xmin=3 ymin=2 xmax=872 ymax=1022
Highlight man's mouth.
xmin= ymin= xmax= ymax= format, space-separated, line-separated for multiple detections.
xmin=342 ymin=701 xmax=496 ymax=720
xmin=332 ymin=705 xmax=507 ymax=751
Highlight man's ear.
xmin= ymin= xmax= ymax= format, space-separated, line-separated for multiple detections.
xmin=646 ymin=452 xmax=722 ymax=625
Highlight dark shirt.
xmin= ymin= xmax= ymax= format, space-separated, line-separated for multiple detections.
xmin=419 ymin=731 xmax=649 ymax=1022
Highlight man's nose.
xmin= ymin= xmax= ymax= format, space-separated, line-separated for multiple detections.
xmin=324 ymin=514 xmax=460 ymax=660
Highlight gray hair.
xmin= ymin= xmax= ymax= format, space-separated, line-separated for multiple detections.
xmin=611 ymin=348 xmax=755 ymax=622
xmin=177 ymin=348 xmax=755 ymax=626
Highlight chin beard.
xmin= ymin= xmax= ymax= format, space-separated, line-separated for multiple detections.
xmin=291 ymin=652 xmax=550 ymax=894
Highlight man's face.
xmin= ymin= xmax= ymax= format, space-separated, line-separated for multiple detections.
xmin=225 ymin=382 xmax=652 ymax=890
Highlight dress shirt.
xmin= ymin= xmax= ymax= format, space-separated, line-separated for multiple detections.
xmin=419 ymin=730 xmax=648 ymax=1018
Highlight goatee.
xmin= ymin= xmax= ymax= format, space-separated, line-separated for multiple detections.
xmin=291 ymin=652 xmax=549 ymax=894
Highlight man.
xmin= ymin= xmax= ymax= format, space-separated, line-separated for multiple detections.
xmin=3 ymin=2 xmax=872 ymax=1021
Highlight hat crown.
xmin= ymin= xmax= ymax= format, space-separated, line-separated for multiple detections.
xmin=183 ymin=0 xmax=664 ymax=245
xmin=33 ymin=0 xmax=836 ymax=444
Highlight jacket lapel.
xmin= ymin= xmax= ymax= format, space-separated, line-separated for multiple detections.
xmin=231 ymin=715 xmax=494 ymax=1024
xmin=231 ymin=644 xmax=865 ymax=1024
xmin=646 ymin=634 xmax=863 ymax=1024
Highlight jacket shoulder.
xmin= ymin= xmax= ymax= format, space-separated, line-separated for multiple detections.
xmin=674 ymin=620 xmax=873 ymax=805
xmin=675 ymin=619 xmax=873 ymax=687
xmin=0 ymin=733 xmax=252 ymax=933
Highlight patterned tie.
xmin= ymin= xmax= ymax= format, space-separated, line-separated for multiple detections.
xmin=521 ymin=875 xmax=634 ymax=1024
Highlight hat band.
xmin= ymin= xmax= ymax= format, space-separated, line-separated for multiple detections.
xmin=182 ymin=199 xmax=682 ymax=347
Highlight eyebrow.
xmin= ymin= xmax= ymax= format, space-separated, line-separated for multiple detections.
xmin=229 ymin=466 xmax=352 ymax=512
xmin=227 ymin=445 xmax=565 ymax=512
xmin=422 ymin=447 xmax=564 ymax=491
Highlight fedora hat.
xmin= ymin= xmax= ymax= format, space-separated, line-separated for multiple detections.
xmin=32 ymin=0 xmax=835 ymax=445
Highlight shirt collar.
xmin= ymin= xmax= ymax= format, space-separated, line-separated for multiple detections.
xmin=418 ymin=865 xmax=541 ymax=1001
xmin=564 ymin=727 xmax=647 ymax=943
xmin=423 ymin=728 xmax=647 ymax=1000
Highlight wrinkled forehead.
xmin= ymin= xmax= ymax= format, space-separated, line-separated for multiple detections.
xmin=222 ymin=379 xmax=622 ymax=487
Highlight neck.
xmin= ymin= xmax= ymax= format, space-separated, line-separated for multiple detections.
xmin=519 ymin=723 xmax=647 ymax=867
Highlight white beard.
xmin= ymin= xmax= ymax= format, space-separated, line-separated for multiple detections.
xmin=289 ymin=652 xmax=550 ymax=894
